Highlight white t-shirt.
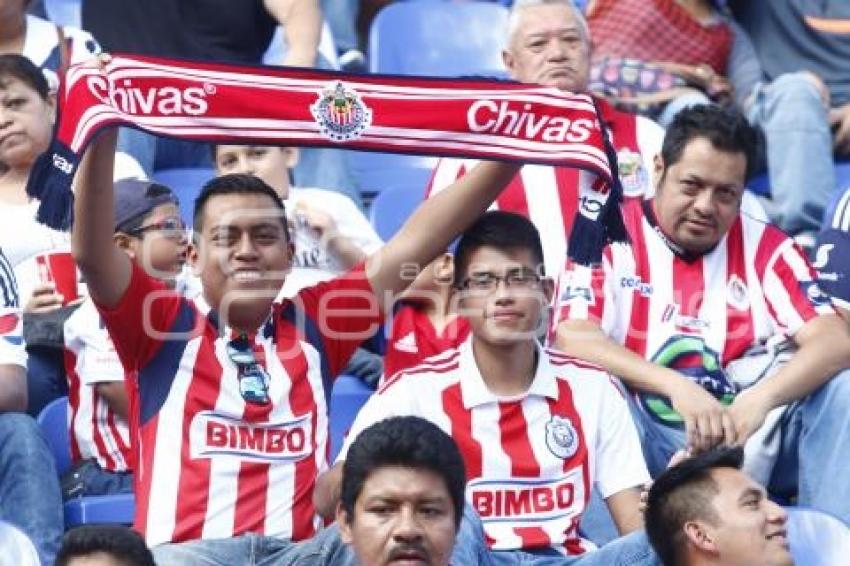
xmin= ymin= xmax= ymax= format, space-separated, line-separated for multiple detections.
xmin=279 ymin=187 xmax=383 ymax=297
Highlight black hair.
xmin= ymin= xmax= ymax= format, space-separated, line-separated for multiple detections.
xmin=661 ymin=105 xmax=760 ymax=180
xmin=453 ymin=210 xmax=545 ymax=287
xmin=0 ymin=54 xmax=50 ymax=100
xmin=192 ymin=173 xmax=289 ymax=239
xmin=340 ymin=416 xmax=467 ymax=529
xmin=55 ymin=525 xmax=155 ymax=566
xmin=645 ymin=446 xmax=745 ymax=566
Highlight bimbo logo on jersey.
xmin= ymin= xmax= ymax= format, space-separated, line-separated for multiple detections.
xmin=189 ymin=411 xmax=312 ymax=462
xmin=86 ymin=76 xmax=211 ymax=116
xmin=467 ymin=100 xmax=595 ymax=143
xmin=469 ymin=469 xmax=585 ymax=523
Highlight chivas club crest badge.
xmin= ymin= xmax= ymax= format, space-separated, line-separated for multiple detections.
xmin=545 ymin=415 xmax=579 ymax=459
xmin=310 ymin=81 xmax=372 ymax=142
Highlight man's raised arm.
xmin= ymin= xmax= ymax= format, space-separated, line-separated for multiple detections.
xmin=365 ymin=160 xmax=520 ymax=301
xmin=71 ymin=128 xmax=132 ymax=308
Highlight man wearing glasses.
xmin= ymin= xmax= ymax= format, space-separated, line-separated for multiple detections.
xmin=314 ymin=211 xmax=654 ymax=565
xmin=63 ymin=179 xmax=189 ymax=500
xmin=70 ymin=126 xmax=521 ymax=565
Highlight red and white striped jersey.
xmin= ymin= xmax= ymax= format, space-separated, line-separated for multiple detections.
xmin=427 ymin=100 xmax=664 ymax=277
xmin=555 ymin=199 xmax=836 ymax=369
xmin=96 ymin=261 xmax=381 ymax=547
xmin=64 ymin=299 xmax=132 ymax=473
xmin=340 ymin=338 xmax=649 ymax=554
xmin=382 ymin=303 xmax=470 ymax=384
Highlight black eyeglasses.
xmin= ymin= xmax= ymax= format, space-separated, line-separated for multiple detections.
xmin=458 ymin=268 xmax=542 ymax=292
xmin=129 ymin=217 xmax=187 ymax=240
xmin=226 ymin=335 xmax=271 ymax=405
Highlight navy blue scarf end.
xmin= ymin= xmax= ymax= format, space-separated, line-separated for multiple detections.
xmin=26 ymin=141 xmax=77 ymax=231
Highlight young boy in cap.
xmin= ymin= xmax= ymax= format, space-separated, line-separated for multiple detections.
xmin=62 ymin=179 xmax=188 ymax=497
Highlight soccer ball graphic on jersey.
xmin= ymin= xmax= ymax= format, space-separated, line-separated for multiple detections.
xmin=640 ymin=335 xmax=736 ymax=428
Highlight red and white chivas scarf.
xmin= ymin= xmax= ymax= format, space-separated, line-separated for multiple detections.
xmin=27 ymin=55 xmax=626 ymax=264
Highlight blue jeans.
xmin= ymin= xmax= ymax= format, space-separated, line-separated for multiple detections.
xmin=747 ymin=72 xmax=836 ymax=235
xmin=456 ymin=506 xmax=659 ymax=566
xmin=632 ymin=368 xmax=850 ymax=524
xmin=321 ymin=0 xmax=359 ymax=53
xmin=152 ymin=533 xmax=317 ymax=566
xmin=0 ymin=413 xmax=64 ymax=565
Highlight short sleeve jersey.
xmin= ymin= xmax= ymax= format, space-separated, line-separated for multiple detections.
xmin=555 ymin=199 xmax=834 ymax=403
xmin=382 ymin=304 xmax=470 ymax=384
xmin=340 ymin=339 xmax=649 ymax=554
xmin=96 ymin=261 xmax=381 ymax=546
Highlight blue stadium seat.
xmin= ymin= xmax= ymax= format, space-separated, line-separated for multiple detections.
xmin=786 ymin=506 xmax=850 ymax=566
xmin=152 ymin=167 xmax=216 ymax=225
xmin=369 ymin=1 xmax=509 ymax=77
xmin=369 ymin=182 xmax=426 ymax=241
xmin=747 ymin=161 xmax=850 ymax=200
xmin=37 ymin=397 xmax=135 ymax=526
xmin=43 ymin=0 xmax=82 ymax=27
xmin=351 ymin=151 xmax=435 ymax=202
xmin=329 ymin=374 xmax=373 ymax=461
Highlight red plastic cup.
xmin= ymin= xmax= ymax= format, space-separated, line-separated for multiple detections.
xmin=35 ymin=252 xmax=79 ymax=305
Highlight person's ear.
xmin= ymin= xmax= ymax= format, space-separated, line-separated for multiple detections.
xmin=47 ymin=91 xmax=57 ymax=123
xmin=188 ymin=239 xmax=202 ymax=276
xmin=541 ymin=276 xmax=555 ymax=304
xmin=653 ymin=153 xmax=666 ymax=189
xmin=337 ymin=503 xmax=354 ymax=544
xmin=283 ymin=147 xmax=300 ymax=169
xmin=113 ymin=233 xmax=136 ymax=258
xmin=434 ymin=254 xmax=455 ymax=284
xmin=502 ymin=49 xmax=516 ymax=75
xmin=683 ymin=520 xmax=718 ymax=554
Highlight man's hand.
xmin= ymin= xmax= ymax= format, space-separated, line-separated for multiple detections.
xmin=639 ymin=449 xmax=690 ymax=513
xmin=830 ymin=103 xmax=850 ymax=156
xmin=25 ymin=282 xmax=65 ymax=314
xmin=726 ymin=388 xmax=772 ymax=446
xmin=293 ymin=200 xmax=339 ymax=242
xmin=667 ymin=378 xmax=735 ymax=453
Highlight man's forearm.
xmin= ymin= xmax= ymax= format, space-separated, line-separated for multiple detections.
xmin=327 ymin=235 xmax=368 ymax=269
xmin=749 ymin=315 xmax=850 ymax=409
xmin=72 ymin=129 xmax=132 ymax=308
xmin=555 ymin=320 xmax=686 ymax=397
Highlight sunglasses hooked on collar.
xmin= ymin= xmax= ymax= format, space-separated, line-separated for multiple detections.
xmin=226 ymin=334 xmax=271 ymax=405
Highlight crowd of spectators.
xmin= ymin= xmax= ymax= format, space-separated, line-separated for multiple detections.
xmin=2 ymin=0 xmax=850 ymax=565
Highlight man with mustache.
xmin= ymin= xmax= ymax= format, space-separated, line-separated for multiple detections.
xmin=553 ymin=104 xmax=850 ymax=523
xmin=336 ymin=416 xmax=466 ymax=566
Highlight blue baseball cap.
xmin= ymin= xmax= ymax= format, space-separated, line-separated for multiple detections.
xmin=113 ymin=179 xmax=179 ymax=233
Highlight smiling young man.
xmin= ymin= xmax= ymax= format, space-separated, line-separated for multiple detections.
xmin=70 ymin=123 xmax=520 ymax=564
xmin=314 ymin=211 xmax=655 ymax=565
xmin=554 ymin=105 xmax=850 ymax=522
xmin=645 ymin=447 xmax=792 ymax=566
